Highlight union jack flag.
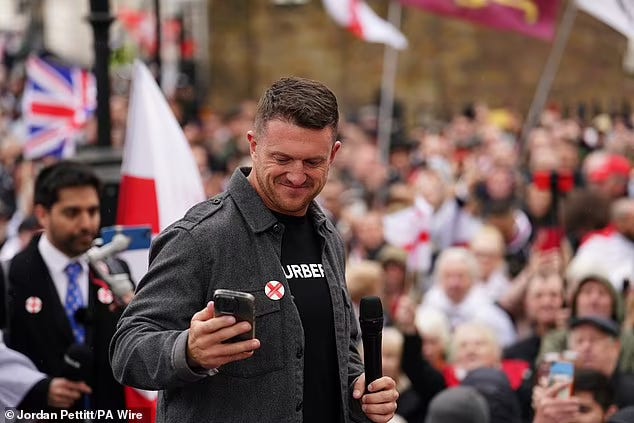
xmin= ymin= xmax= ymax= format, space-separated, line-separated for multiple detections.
xmin=22 ymin=55 xmax=96 ymax=160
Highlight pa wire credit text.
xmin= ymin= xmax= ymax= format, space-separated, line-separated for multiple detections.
xmin=5 ymin=408 xmax=148 ymax=421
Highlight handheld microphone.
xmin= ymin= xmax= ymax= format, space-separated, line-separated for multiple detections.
xmin=102 ymin=273 xmax=134 ymax=300
xmin=86 ymin=234 xmax=131 ymax=263
xmin=86 ymin=234 xmax=134 ymax=301
xmin=359 ymin=296 xmax=383 ymax=390
xmin=61 ymin=343 xmax=93 ymax=382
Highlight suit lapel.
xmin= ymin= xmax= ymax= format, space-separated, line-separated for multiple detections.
xmin=29 ymin=241 xmax=76 ymax=344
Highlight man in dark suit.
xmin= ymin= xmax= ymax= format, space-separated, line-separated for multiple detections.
xmin=6 ymin=160 xmax=129 ymax=421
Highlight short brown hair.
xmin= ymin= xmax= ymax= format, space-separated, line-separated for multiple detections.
xmin=254 ymin=77 xmax=339 ymax=140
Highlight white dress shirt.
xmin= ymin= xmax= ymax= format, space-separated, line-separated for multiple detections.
xmin=38 ymin=235 xmax=89 ymax=306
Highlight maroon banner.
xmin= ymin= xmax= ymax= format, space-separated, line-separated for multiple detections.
xmin=399 ymin=0 xmax=561 ymax=40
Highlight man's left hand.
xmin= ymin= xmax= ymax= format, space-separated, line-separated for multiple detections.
xmin=353 ymin=374 xmax=399 ymax=423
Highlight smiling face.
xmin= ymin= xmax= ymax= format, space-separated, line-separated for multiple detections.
xmin=247 ymin=119 xmax=340 ymax=216
xmin=35 ymin=186 xmax=101 ymax=258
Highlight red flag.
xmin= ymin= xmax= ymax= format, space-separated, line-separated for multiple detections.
xmin=124 ymin=388 xmax=157 ymax=423
xmin=399 ymin=0 xmax=560 ymax=40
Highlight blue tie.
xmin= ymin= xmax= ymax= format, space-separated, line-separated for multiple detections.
xmin=64 ymin=262 xmax=85 ymax=343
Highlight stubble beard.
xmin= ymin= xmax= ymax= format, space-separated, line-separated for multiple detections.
xmin=256 ymin=169 xmax=316 ymax=215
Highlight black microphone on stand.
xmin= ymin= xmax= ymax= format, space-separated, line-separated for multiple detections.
xmin=359 ymin=296 xmax=384 ymax=390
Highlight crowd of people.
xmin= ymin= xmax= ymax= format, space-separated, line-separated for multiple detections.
xmin=0 ymin=55 xmax=634 ymax=422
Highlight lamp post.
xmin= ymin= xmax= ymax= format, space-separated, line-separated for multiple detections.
xmin=87 ymin=0 xmax=114 ymax=148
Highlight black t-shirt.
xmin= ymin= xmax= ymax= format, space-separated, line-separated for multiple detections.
xmin=274 ymin=212 xmax=343 ymax=423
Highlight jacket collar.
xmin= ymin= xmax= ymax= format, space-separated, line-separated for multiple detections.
xmin=228 ymin=168 xmax=279 ymax=234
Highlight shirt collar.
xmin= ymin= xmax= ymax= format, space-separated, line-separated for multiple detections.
xmin=38 ymin=233 xmax=88 ymax=274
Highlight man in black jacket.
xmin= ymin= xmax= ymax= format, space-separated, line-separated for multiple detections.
xmin=7 ymin=161 xmax=131 ymax=421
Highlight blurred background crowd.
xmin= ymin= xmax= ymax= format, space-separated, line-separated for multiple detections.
xmin=2 ymin=57 xmax=634 ymax=422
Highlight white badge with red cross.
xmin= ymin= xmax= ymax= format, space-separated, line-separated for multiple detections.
xmin=25 ymin=296 xmax=42 ymax=314
xmin=97 ymin=287 xmax=114 ymax=305
xmin=265 ymin=281 xmax=285 ymax=301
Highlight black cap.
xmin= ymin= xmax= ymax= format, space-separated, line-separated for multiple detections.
xmin=570 ymin=316 xmax=620 ymax=338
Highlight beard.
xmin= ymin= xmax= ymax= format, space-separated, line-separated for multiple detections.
xmin=55 ymin=230 xmax=97 ymax=257
xmin=256 ymin=170 xmax=319 ymax=215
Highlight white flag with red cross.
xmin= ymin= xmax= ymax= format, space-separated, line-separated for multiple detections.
xmin=322 ymin=0 xmax=408 ymax=50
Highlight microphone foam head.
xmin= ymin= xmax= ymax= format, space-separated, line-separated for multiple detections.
xmin=360 ymin=296 xmax=383 ymax=320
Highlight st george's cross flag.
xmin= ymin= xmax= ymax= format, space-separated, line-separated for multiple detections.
xmin=116 ymin=60 xmax=205 ymax=237
xmin=116 ymin=60 xmax=205 ymax=423
xmin=322 ymin=0 xmax=408 ymax=49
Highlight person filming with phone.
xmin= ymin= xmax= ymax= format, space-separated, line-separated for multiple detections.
xmin=110 ymin=77 xmax=399 ymax=423
xmin=533 ymin=369 xmax=618 ymax=423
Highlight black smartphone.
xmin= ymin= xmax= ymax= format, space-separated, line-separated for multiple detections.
xmin=212 ymin=289 xmax=256 ymax=343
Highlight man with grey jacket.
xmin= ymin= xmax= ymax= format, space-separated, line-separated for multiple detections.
xmin=110 ymin=77 xmax=398 ymax=423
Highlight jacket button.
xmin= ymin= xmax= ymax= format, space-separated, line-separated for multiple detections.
xmin=296 ymin=347 xmax=303 ymax=358
xmin=211 ymin=198 xmax=221 ymax=205
xmin=296 ymin=401 xmax=303 ymax=412
xmin=273 ymin=223 xmax=281 ymax=232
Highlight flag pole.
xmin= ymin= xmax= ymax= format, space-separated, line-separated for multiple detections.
xmin=377 ymin=0 xmax=403 ymax=165
xmin=153 ymin=0 xmax=162 ymax=87
xmin=519 ymin=0 xmax=578 ymax=153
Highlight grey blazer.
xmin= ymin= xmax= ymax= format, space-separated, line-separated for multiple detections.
xmin=110 ymin=168 xmax=370 ymax=423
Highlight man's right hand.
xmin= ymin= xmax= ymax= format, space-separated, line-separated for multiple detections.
xmin=48 ymin=378 xmax=92 ymax=409
xmin=187 ymin=301 xmax=261 ymax=370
